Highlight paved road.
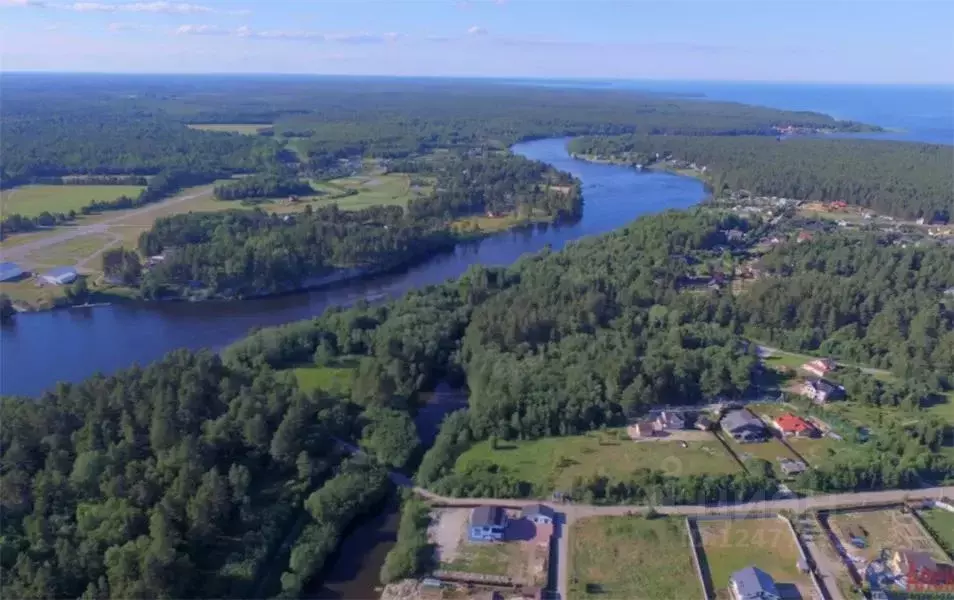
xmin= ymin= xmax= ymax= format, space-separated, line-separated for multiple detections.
xmin=1 ymin=186 xmax=214 ymax=266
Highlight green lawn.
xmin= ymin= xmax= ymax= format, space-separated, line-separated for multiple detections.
xmin=697 ymin=518 xmax=813 ymax=600
xmin=919 ymin=509 xmax=954 ymax=558
xmin=307 ymin=173 xmax=419 ymax=210
xmin=569 ymin=516 xmax=700 ymax=600
xmin=292 ymin=359 xmax=357 ymax=396
xmin=721 ymin=434 xmax=802 ymax=478
xmin=187 ymin=123 xmax=271 ymax=135
xmin=454 ymin=431 xmax=740 ymax=494
xmin=1 ymin=185 xmax=146 ymax=217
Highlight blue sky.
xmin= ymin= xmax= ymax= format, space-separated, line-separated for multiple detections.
xmin=1 ymin=0 xmax=952 ymax=83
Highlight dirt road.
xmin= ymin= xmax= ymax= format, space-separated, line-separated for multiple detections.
xmin=1 ymin=186 xmax=214 ymax=266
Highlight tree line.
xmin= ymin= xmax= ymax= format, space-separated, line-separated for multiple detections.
xmin=568 ymin=134 xmax=953 ymax=219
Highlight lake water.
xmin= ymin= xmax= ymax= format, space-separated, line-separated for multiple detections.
xmin=0 ymin=138 xmax=704 ymax=397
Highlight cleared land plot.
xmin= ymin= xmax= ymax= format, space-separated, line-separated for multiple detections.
xmin=187 ymin=123 xmax=271 ymax=135
xmin=827 ymin=508 xmax=949 ymax=574
xmin=568 ymin=516 xmax=699 ymax=600
xmin=291 ymin=358 xmax=358 ymax=396
xmin=429 ymin=508 xmax=546 ymax=585
xmin=24 ymin=234 xmax=116 ymax=269
xmin=698 ymin=517 xmax=813 ymax=600
xmin=307 ymin=173 xmax=418 ymax=210
xmin=722 ymin=435 xmax=802 ymax=477
xmin=918 ymin=509 xmax=954 ymax=558
xmin=1 ymin=185 xmax=145 ymax=217
xmin=784 ymin=436 xmax=855 ymax=466
xmin=454 ymin=431 xmax=740 ymax=494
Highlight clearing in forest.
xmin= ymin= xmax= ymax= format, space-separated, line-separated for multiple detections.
xmin=186 ymin=123 xmax=272 ymax=135
xmin=1 ymin=185 xmax=146 ymax=217
xmin=569 ymin=515 xmax=699 ymax=600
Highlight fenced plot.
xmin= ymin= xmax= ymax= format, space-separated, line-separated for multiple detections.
xmin=696 ymin=517 xmax=813 ymax=600
xmin=569 ymin=515 xmax=700 ymax=600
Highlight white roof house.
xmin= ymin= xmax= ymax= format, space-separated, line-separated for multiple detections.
xmin=40 ymin=267 xmax=78 ymax=286
xmin=0 ymin=262 xmax=24 ymax=282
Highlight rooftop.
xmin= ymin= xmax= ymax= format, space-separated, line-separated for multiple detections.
xmin=775 ymin=413 xmax=814 ymax=433
xmin=731 ymin=566 xmax=779 ymax=599
xmin=43 ymin=266 xmax=77 ymax=278
xmin=471 ymin=505 xmax=506 ymax=529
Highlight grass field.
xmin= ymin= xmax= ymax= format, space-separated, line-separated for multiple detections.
xmin=697 ymin=517 xmax=812 ymax=600
xmin=187 ymin=123 xmax=271 ymax=135
xmin=1 ymin=185 xmax=145 ymax=218
xmin=827 ymin=509 xmax=949 ymax=567
xmin=454 ymin=431 xmax=740 ymax=494
xmin=440 ymin=540 xmax=522 ymax=576
xmin=569 ymin=516 xmax=699 ymax=600
xmin=291 ymin=357 xmax=358 ymax=396
xmin=24 ymin=234 xmax=116 ymax=269
xmin=919 ymin=509 xmax=954 ymax=558
xmin=307 ymin=173 xmax=420 ymax=210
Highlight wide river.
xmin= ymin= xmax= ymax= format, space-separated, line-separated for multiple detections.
xmin=0 ymin=137 xmax=705 ymax=398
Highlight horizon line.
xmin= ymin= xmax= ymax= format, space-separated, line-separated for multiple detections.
xmin=2 ymin=70 xmax=952 ymax=87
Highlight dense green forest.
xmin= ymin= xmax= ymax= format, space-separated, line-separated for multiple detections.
xmin=0 ymin=351 xmax=394 ymax=599
xmin=738 ymin=234 xmax=954 ymax=382
xmin=1 ymin=74 xmax=872 ymax=188
xmin=408 ymin=154 xmax=582 ymax=220
xmin=137 ymin=205 xmax=456 ymax=298
xmin=213 ymin=172 xmax=315 ymax=201
xmin=568 ymin=134 xmax=954 ymax=219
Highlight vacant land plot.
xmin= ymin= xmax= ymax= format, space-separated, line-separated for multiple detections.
xmin=1 ymin=185 xmax=145 ymax=217
xmin=722 ymin=435 xmax=802 ymax=477
xmin=785 ymin=435 xmax=855 ymax=466
xmin=827 ymin=508 xmax=949 ymax=574
xmin=569 ymin=516 xmax=698 ymax=600
xmin=454 ymin=431 xmax=739 ymax=494
xmin=308 ymin=173 xmax=419 ymax=211
xmin=291 ymin=358 xmax=358 ymax=396
xmin=24 ymin=234 xmax=116 ymax=269
xmin=698 ymin=517 xmax=813 ymax=600
xmin=918 ymin=509 xmax=954 ymax=558
xmin=187 ymin=123 xmax=271 ymax=135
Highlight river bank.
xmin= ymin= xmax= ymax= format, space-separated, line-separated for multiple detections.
xmin=0 ymin=137 xmax=705 ymax=396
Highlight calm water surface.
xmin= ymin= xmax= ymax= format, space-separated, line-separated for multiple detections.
xmin=0 ymin=138 xmax=704 ymax=397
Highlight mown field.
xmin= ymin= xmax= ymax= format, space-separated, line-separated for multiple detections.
xmin=919 ymin=509 xmax=954 ymax=557
xmin=454 ymin=431 xmax=740 ymax=494
xmin=569 ymin=515 xmax=699 ymax=600
xmin=186 ymin=123 xmax=272 ymax=135
xmin=697 ymin=517 xmax=812 ymax=600
xmin=1 ymin=185 xmax=145 ymax=217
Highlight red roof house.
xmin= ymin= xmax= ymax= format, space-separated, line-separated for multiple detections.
xmin=773 ymin=413 xmax=818 ymax=437
xmin=801 ymin=358 xmax=836 ymax=378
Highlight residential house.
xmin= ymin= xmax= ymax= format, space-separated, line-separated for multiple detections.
xmin=628 ymin=419 xmax=658 ymax=439
xmin=721 ymin=409 xmax=768 ymax=443
xmin=655 ymin=411 xmax=686 ymax=431
xmin=469 ymin=506 xmax=508 ymax=542
xmin=799 ymin=379 xmax=844 ymax=404
xmin=801 ymin=358 xmax=837 ymax=378
xmin=521 ymin=504 xmax=555 ymax=525
xmin=773 ymin=413 xmax=818 ymax=438
xmin=890 ymin=550 xmax=954 ymax=587
xmin=695 ymin=416 xmax=714 ymax=431
xmin=39 ymin=266 xmax=77 ymax=286
xmin=779 ymin=458 xmax=808 ymax=477
xmin=729 ymin=566 xmax=780 ymax=600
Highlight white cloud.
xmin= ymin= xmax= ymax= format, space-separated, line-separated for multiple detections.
xmin=467 ymin=25 xmax=487 ymax=36
xmin=175 ymin=23 xmax=225 ymax=35
xmin=174 ymin=25 xmax=402 ymax=44
xmin=69 ymin=2 xmax=213 ymax=13
xmin=1 ymin=0 xmax=49 ymax=6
